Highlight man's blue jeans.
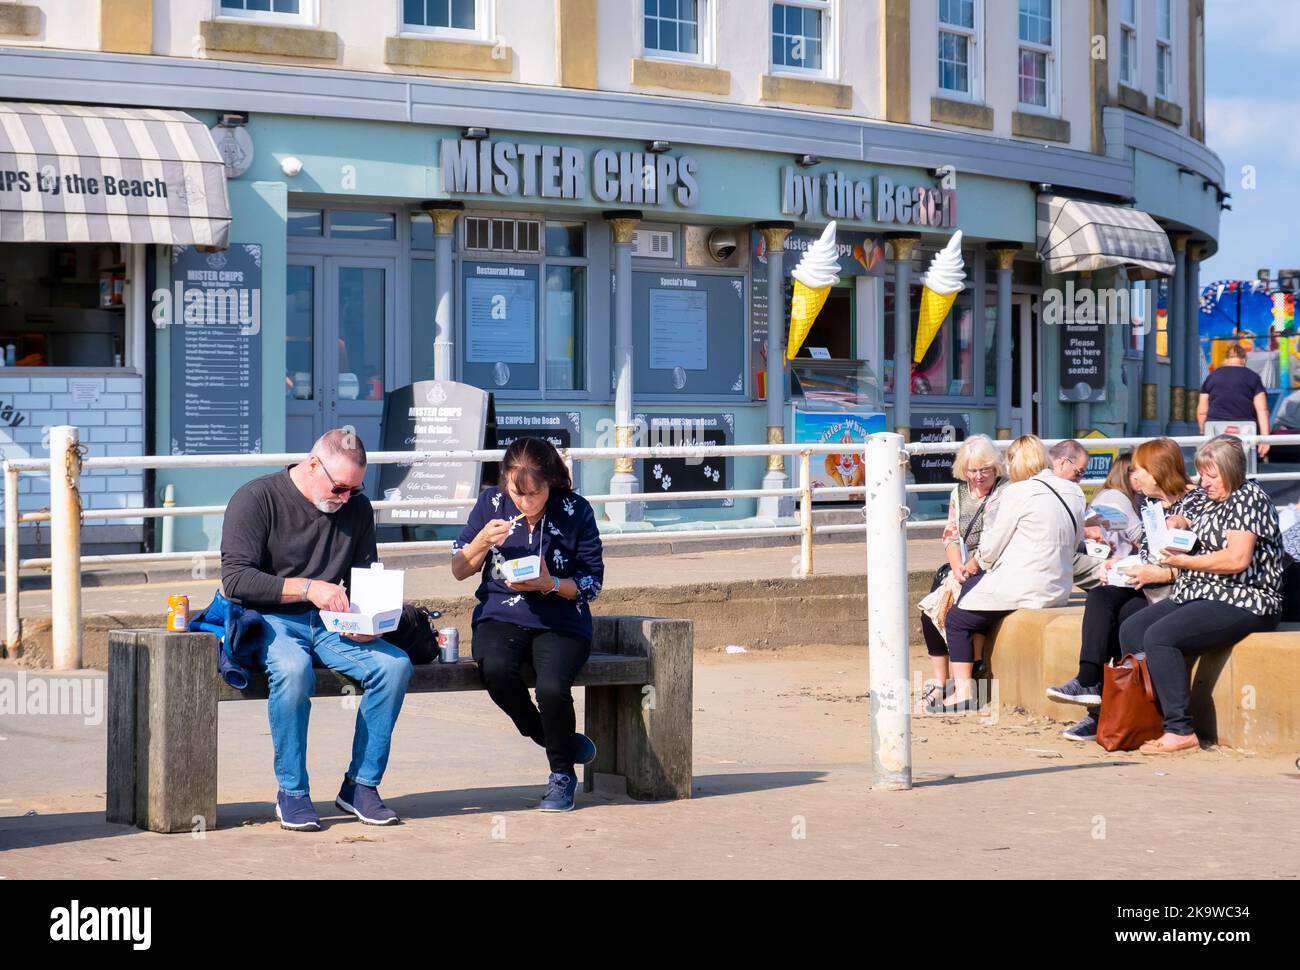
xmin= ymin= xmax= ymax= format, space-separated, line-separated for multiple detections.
xmin=258 ymin=610 xmax=413 ymax=797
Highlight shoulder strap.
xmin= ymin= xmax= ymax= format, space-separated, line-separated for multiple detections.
xmin=1039 ymin=480 xmax=1078 ymax=533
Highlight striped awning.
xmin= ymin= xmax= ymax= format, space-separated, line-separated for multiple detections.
xmin=1036 ymin=194 xmax=1174 ymax=279
xmin=0 ymin=102 xmax=230 ymax=248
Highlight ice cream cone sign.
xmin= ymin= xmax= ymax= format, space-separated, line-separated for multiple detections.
xmin=787 ymin=221 xmax=841 ymax=361
xmin=914 ymin=230 xmax=966 ymax=365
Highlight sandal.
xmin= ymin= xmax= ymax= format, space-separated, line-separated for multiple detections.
xmin=1139 ymin=734 xmax=1200 ymax=755
xmin=920 ymin=683 xmax=944 ymax=712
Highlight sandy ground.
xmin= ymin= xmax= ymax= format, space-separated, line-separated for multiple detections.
xmin=2 ymin=643 xmax=1297 ymax=880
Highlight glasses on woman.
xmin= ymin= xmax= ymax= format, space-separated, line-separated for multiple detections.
xmin=969 ymin=466 xmax=996 ymax=478
xmin=314 ymin=455 xmax=364 ymax=498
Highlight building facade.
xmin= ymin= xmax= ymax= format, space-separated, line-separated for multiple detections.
xmin=0 ymin=0 xmax=1223 ymax=551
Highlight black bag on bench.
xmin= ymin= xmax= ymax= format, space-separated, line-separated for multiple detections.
xmin=385 ymin=604 xmax=443 ymax=664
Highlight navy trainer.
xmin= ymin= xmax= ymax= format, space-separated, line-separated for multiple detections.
xmin=275 ymin=791 xmax=321 ymax=831
xmin=1046 ymin=677 xmax=1103 ymax=707
xmin=1062 ymin=713 xmax=1099 ymax=742
xmin=335 ymin=779 xmax=400 ymax=825
xmin=538 ymin=771 xmax=577 ymax=812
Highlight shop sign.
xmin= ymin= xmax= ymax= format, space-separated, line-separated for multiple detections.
xmin=1058 ymin=321 xmax=1107 ymax=402
xmin=494 ymin=411 xmax=581 ymax=451
xmin=633 ymin=411 xmax=734 ymax=508
xmin=781 ymin=167 xmax=957 ymax=227
xmin=441 ymin=138 xmax=700 ymax=208
xmin=909 ymin=411 xmax=971 ymax=487
xmin=793 ymin=409 xmax=886 ymax=502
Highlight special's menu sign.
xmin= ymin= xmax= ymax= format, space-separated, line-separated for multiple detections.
xmin=633 ymin=411 xmax=735 ymax=509
xmin=168 ymin=244 xmax=262 ymax=455
xmin=1059 ymin=321 xmax=1107 ymax=402
xmin=376 ymin=380 xmax=488 ymax=525
xmin=909 ymin=411 xmax=971 ymax=487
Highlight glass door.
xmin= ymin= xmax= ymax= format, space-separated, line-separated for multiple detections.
xmin=326 ymin=257 xmax=394 ymax=480
xmin=285 ymin=256 xmax=324 ymax=453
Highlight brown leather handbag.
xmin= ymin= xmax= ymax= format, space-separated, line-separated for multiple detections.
xmin=1096 ymin=654 xmax=1165 ymax=751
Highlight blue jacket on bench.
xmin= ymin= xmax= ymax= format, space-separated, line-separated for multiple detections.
xmin=187 ymin=591 xmax=268 ymax=690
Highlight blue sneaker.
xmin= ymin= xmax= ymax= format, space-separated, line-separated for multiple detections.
xmin=1062 ymin=713 xmax=1099 ymax=742
xmin=573 ymin=732 xmax=598 ymax=766
xmin=538 ymin=771 xmax=577 ymax=812
xmin=1046 ymin=678 xmax=1103 ymax=707
xmin=335 ymin=779 xmax=400 ymax=826
xmin=275 ymin=791 xmax=321 ymax=831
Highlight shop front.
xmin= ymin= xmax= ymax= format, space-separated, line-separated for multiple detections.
xmin=0 ymin=101 xmax=230 ymax=554
xmin=148 ymin=110 xmax=1064 ymax=550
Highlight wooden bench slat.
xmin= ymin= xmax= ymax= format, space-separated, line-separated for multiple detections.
xmin=215 ymin=653 xmax=650 ymax=703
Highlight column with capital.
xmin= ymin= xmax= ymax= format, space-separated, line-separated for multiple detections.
xmin=756 ymin=222 xmax=795 ymax=518
xmin=1166 ymin=233 xmax=1192 ymax=434
xmin=421 ymin=200 xmax=464 ymax=381
xmin=988 ymin=243 xmax=1020 ymax=439
xmin=886 ymin=234 xmax=921 ymax=438
xmin=1137 ymin=262 xmax=1164 ymax=436
xmin=604 ymin=210 xmax=643 ymax=523
xmin=1185 ymin=241 xmax=1205 ymax=427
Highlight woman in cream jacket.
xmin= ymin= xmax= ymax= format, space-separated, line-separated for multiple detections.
xmin=938 ymin=435 xmax=1085 ymax=711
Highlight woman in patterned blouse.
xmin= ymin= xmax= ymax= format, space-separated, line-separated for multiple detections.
xmin=451 ymin=437 xmax=605 ymax=811
xmin=919 ymin=434 xmax=1005 ymax=708
xmin=1117 ymin=435 xmax=1283 ymax=754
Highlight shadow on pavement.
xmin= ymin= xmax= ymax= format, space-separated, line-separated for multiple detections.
xmin=916 ymin=761 xmax=1133 ymax=787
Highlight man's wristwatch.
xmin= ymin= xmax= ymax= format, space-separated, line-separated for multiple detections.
xmin=303 ymin=579 xmax=313 ymax=602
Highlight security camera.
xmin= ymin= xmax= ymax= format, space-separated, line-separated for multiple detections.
xmin=707 ymin=228 xmax=739 ymax=262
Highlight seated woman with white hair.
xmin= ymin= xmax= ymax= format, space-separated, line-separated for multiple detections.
xmin=1116 ymin=435 xmax=1284 ymax=754
xmin=919 ymin=434 xmax=1005 ymax=709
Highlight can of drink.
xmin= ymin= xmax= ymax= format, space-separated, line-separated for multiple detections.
xmin=166 ymin=595 xmax=190 ymax=632
xmin=437 ymin=627 xmax=460 ymax=663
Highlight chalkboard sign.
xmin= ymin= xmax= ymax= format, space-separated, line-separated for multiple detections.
xmin=909 ymin=411 xmax=971 ymax=486
xmin=1058 ymin=321 xmax=1106 ymax=402
xmin=168 ymin=244 xmax=263 ymax=455
xmin=634 ymin=411 xmax=734 ymax=508
xmin=376 ymin=380 xmax=488 ymax=525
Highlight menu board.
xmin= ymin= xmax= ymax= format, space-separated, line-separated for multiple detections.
xmin=634 ymin=411 xmax=734 ymax=509
xmin=632 ymin=272 xmax=746 ymax=397
xmin=168 ymin=244 xmax=263 ymax=455
xmin=376 ymin=380 xmax=488 ymax=525
xmin=908 ymin=411 xmax=971 ymax=486
xmin=461 ymin=262 xmax=540 ymax=391
xmin=649 ymin=288 xmax=708 ymax=370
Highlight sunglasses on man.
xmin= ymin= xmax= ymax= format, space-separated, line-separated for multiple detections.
xmin=314 ymin=455 xmax=365 ymax=497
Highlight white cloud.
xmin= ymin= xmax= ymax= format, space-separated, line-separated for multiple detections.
xmin=1207 ymin=97 xmax=1300 ymax=164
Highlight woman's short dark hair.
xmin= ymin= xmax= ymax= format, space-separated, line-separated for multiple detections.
xmin=501 ymin=437 xmax=572 ymax=494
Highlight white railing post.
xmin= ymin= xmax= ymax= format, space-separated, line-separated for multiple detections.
xmin=49 ymin=426 xmax=83 ymax=671
xmin=799 ymin=450 xmax=813 ymax=578
xmin=4 ymin=462 xmax=19 ymax=658
xmin=865 ymin=432 xmax=911 ymax=791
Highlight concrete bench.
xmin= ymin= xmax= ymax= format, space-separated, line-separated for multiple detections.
xmin=984 ymin=607 xmax=1300 ymax=753
xmin=106 ymin=615 xmax=693 ymax=833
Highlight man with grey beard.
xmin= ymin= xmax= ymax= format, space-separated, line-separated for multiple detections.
xmin=221 ymin=429 xmax=411 ymax=832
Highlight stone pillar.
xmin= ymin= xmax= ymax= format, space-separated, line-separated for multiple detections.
xmin=988 ymin=244 xmax=1020 ymax=439
xmin=756 ymin=222 xmax=795 ymax=518
xmin=1167 ymin=233 xmax=1192 ymax=434
xmin=421 ymin=200 xmax=463 ymax=381
xmin=1137 ymin=265 xmax=1163 ymax=436
xmin=604 ymin=210 xmax=643 ymax=523
xmin=1185 ymin=242 xmax=1205 ymax=426
xmin=886 ymin=234 xmax=921 ymax=438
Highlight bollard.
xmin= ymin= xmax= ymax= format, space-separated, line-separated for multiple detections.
xmin=4 ymin=463 xmax=18 ymax=658
xmin=49 ymin=425 xmax=83 ymax=671
xmin=865 ymin=432 xmax=911 ymax=790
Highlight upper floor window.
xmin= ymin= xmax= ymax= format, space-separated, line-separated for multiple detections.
xmin=1119 ymin=0 xmax=1138 ymax=88
xmin=772 ymin=1 xmax=832 ymax=77
xmin=938 ymin=0 xmax=982 ymax=101
xmin=1155 ymin=0 xmax=1174 ymax=100
xmin=643 ymin=0 xmax=709 ymax=62
xmin=403 ymin=0 xmax=489 ymax=38
xmin=1017 ymin=0 xmax=1057 ymax=113
xmin=218 ymin=0 xmax=311 ymax=24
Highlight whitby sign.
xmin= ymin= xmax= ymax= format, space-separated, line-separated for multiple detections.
xmin=440 ymin=138 xmax=700 ymax=208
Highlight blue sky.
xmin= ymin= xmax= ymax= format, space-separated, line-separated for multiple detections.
xmin=1198 ymin=0 xmax=1300 ymax=284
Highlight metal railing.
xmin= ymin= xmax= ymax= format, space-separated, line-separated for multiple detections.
xmin=7 ymin=429 xmax=1300 ymax=669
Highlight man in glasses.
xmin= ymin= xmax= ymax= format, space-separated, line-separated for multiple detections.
xmin=221 ymin=429 xmax=412 ymax=831
xmin=1049 ymin=439 xmax=1090 ymax=484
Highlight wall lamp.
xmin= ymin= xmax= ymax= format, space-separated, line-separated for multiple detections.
xmin=463 ymin=127 xmax=490 ymax=140
xmin=647 ymin=140 xmax=671 ymax=154
xmin=795 ymin=154 xmax=820 ymax=168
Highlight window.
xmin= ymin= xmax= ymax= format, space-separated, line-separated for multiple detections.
xmin=772 ymin=1 xmax=831 ymax=76
xmin=1017 ymin=0 xmax=1057 ymax=113
xmin=402 ymin=0 xmax=490 ymax=38
xmin=643 ymin=0 xmax=709 ymax=62
xmin=1119 ymin=0 xmax=1138 ymax=88
xmin=218 ymin=0 xmax=310 ymax=24
xmin=464 ymin=216 xmax=541 ymax=255
xmin=938 ymin=0 xmax=982 ymax=100
xmin=1156 ymin=0 xmax=1174 ymax=100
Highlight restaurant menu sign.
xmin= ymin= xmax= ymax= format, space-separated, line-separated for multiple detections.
xmin=168 ymin=245 xmax=262 ymax=455
xmin=376 ymin=380 xmax=488 ymax=525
